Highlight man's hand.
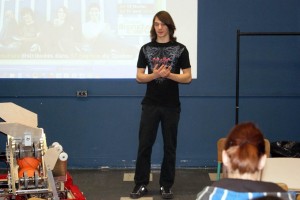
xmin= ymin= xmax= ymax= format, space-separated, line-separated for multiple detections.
xmin=158 ymin=65 xmax=171 ymax=78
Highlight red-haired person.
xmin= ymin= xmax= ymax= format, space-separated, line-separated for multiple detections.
xmin=196 ymin=122 xmax=296 ymax=200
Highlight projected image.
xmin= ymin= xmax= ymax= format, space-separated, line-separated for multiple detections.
xmin=0 ymin=0 xmax=197 ymax=78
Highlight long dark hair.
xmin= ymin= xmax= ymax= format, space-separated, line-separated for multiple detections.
xmin=150 ymin=11 xmax=176 ymax=42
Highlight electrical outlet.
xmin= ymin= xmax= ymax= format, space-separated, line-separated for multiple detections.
xmin=76 ymin=90 xmax=88 ymax=97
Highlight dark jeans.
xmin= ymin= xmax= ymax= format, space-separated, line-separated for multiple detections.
xmin=134 ymin=104 xmax=181 ymax=188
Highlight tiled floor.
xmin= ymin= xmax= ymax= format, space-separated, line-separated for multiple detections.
xmin=69 ymin=168 xmax=215 ymax=200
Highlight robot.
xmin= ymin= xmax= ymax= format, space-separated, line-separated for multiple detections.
xmin=0 ymin=102 xmax=86 ymax=200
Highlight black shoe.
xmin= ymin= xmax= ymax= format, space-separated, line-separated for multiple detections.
xmin=160 ymin=186 xmax=174 ymax=199
xmin=130 ymin=185 xmax=148 ymax=199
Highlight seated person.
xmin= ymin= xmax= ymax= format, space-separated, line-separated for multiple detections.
xmin=0 ymin=10 xmax=18 ymax=49
xmin=45 ymin=6 xmax=79 ymax=54
xmin=0 ymin=8 xmax=41 ymax=54
xmin=81 ymin=3 xmax=113 ymax=54
xmin=196 ymin=122 xmax=296 ymax=200
xmin=81 ymin=3 xmax=138 ymax=56
xmin=14 ymin=8 xmax=42 ymax=53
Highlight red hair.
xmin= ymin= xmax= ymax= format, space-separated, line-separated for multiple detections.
xmin=224 ymin=122 xmax=266 ymax=174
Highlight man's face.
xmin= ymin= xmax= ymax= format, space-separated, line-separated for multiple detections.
xmin=89 ymin=7 xmax=100 ymax=21
xmin=154 ymin=17 xmax=169 ymax=40
xmin=22 ymin=13 xmax=34 ymax=25
xmin=57 ymin=8 xmax=67 ymax=20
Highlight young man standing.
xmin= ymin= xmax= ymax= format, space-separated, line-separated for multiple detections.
xmin=130 ymin=11 xmax=192 ymax=199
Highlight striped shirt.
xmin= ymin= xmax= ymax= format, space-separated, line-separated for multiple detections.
xmin=196 ymin=186 xmax=296 ymax=200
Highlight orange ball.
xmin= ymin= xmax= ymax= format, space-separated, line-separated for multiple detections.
xmin=17 ymin=157 xmax=40 ymax=169
xmin=18 ymin=167 xmax=36 ymax=178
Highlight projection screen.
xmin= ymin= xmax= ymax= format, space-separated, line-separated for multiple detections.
xmin=0 ymin=0 xmax=197 ymax=79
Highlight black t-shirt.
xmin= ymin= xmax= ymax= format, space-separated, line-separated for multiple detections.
xmin=137 ymin=41 xmax=191 ymax=107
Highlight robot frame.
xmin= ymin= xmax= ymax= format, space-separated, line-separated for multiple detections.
xmin=0 ymin=102 xmax=86 ymax=200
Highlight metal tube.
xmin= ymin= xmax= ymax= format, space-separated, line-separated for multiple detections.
xmin=235 ymin=31 xmax=300 ymax=125
xmin=235 ymin=29 xmax=240 ymax=125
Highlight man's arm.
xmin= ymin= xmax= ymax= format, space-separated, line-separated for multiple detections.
xmin=136 ymin=65 xmax=192 ymax=84
xmin=167 ymin=68 xmax=192 ymax=84
xmin=136 ymin=65 xmax=164 ymax=83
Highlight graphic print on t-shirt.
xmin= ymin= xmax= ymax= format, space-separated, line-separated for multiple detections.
xmin=143 ymin=45 xmax=184 ymax=83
